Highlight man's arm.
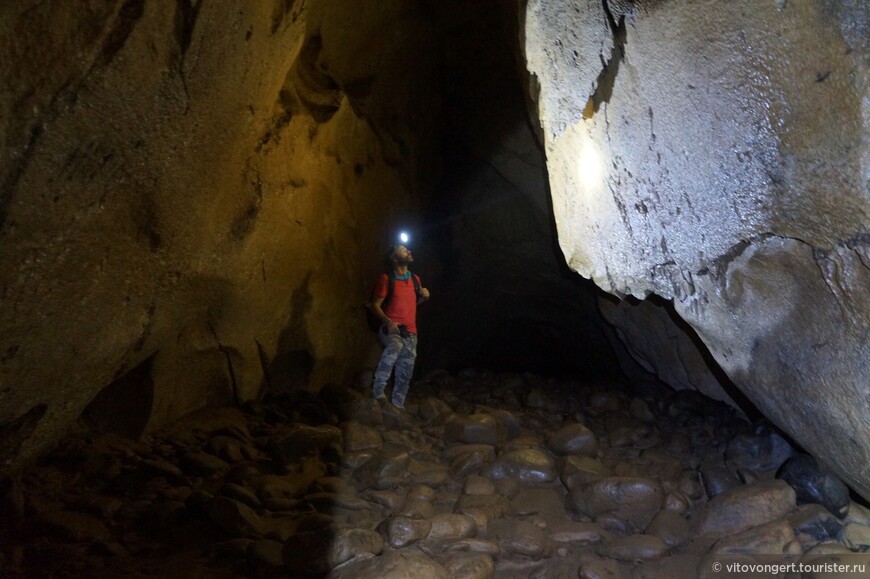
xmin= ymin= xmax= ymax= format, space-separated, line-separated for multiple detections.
xmin=371 ymin=296 xmax=400 ymax=334
xmin=416 ymin=287 xmax=430 ymax=305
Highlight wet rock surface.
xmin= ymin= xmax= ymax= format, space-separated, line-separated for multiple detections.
xmin=0 ymin=370 xmax=867 ymax=577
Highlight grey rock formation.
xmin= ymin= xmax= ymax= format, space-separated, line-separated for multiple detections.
xmin=524 ymin=0 xmax=870 ymax=497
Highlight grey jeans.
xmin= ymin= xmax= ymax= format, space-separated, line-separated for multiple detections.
xmin=372 ymin=328 xmax=418 ymax=407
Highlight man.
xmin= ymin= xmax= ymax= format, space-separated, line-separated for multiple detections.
xmin=369 ymin=244 xmax=430 ymax=409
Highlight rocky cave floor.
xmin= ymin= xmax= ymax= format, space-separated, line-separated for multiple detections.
xmin=2 ymin=370 xmax=870 ymax=578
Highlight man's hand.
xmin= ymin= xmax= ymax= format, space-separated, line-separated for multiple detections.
xmin=418 ymin=287 xmax=430 ymax=302
xmin=385 ymin=321 xmax=400 ymax=334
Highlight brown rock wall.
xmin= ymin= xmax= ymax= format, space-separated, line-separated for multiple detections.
xmin=0 ymin=0 xmax=437 ymax=473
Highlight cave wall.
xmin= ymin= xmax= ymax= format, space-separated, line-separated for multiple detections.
xmin=523 ymin=0 xmax=870 ymax=496
xmin=0 ymin=0 xmax=439 ymax=473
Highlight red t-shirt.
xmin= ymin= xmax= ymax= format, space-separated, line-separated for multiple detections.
xmin=374 ymin=272 xmax=421 ymax=334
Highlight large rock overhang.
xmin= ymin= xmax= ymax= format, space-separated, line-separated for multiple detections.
xmin=523 ymin=0 xmax=870 ymax=497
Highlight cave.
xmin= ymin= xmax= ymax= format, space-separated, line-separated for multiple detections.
xmin=2 ymin=0 xmax=869 ymax=577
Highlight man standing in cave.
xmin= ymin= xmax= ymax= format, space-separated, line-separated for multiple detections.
xmin=369 ymin=244 xmax=430 ymax=409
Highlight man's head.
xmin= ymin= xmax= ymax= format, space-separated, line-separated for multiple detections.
xmin=386 ymin=244 xmax=414 ymax=266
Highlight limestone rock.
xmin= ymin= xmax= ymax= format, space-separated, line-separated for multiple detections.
xmin=595 ymin=534 xmax=670 ymax=563
xmin=777 ymin=454 xmax=850 ymax=519
xmin=442 ymin=553 xmax=494 ymax=579
xmin=691 ymin=480 xmax=796 ymax=539
xmin=203 ymin=497 xmax=264 ymax=539
xmin=382 ymin=516 xmax=432 ymax=548
xmin=546 ymin=422 xmax=597 ymax=456
xmin=566 ymin=477 xmax=664 ymax=529
xmin=327 ymin=551 xmax=448 ymax=579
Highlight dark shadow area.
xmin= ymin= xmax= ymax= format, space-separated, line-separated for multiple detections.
xmin=81 ymin=352 xmax=156 ymax=439
xmin=413 ymin=0 xmax=625 ymax=383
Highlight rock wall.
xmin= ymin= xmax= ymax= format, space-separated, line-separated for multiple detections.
xmin=524 ymin=0 xmax=870 ymax=497
xmin=0 ymin=0 xmax=439 ymax=473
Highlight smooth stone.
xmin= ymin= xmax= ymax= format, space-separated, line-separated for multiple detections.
xmin=427 ymin=513 xmax=477 ymax=541
xmin=510 ymin=487 xmax=566 ymax=518
xmin=606 ymin=415 xmax=652 ymax=448
xmin=249 ymin=539 xmax=285 ymax=570
xmin=208 ymin=435 xmax=256 ymax=463
xmin=492 ymin=448 xmax=557 ymax=485
xmin=588 ymin=391 xmax=623 ymax=413
xmin=413 ymin=467 xmax=451 ymax=488
xmin=558 ymin=455 xmax=610 ymax=489
xmin=710 ymin=520 xmax=795 ymax=556
xmin=326 ymin=550 xmax=448 ymax=579
xmin=488 ymin=409 xmax=521 ymax=439
xmin=463 ymin=475 xmax=496 ymax=496
xmin=354 ymin=450 xmax=410 ymax=490
xmin=546 ymin=422 xmax=598 ymax=457
xmin=139 ymin=457 xmax=184 ymax=478
xmin=271 ymin=424 xmax=343 ymax=464
xmin=399 ymin=498 xmax=436 ymax=519
xmin=444 ymin=538 xmax=500 ymax=555
xmin=304 ymin=492 xmax=371 ymax=512
xmin=691 ymin=480 xmax=796 ymax=539
xmin=567 ymin=477 xmax=664 ymax=529
xmin=257 ymin=465 xmax=323 ymax=500
xmin=181 ymin=451 xmax=230 ymax=476
xmin=455 ymin=494 xmax=510 ymax=523
xmin=450 ymin=451 xmax=488 ymax=480
xmin=407 ymin=484 xmax=436 ymax=502
xmin=842 ymin=522 xmax=870 ymax=551
xmin=341 ymin=421 xmax=382 ymax=452
xmin=662 ymin=491 xmax=690 ymax=515
xmin=646 ymin=509 xmax=690 ymax=548
xmin=595 ymin=512 xmax=632 ymax=536
xmin=725 ymin=424 xmax=794 ymax=473
xmin=487 ymin=519 xmax=550 ymax=559
xmin=445 ymin=414 xmax=506 ymax=445
xmin=329 ymin=528 xmax=384 ymax=567
xmin=219 ymin=483 xmax=262 ymax=509
xmin=381 ymin=516 xmax=432 ymax=548
xmin=789 ymin=503 xmax=843 ymax=548
xmin=442 ymin=553 xmax=494 ymax=579
xmin=577 ymin=552 xmax=631 ymax=579
xmin=699 ymin=458 xmax=742 ymax=499
xmin=629 ymin=398 xmax=656 ymax=422
xmin=418 ymin=397 xmax=454 ymax=423
xmin=362 ymin=489 xmax=405 ymax=511
xmin=777 ymin=454 xmax=850 ymax=519
xmin=595 ymin=534 xmax=670 ymax=562
xmin=443 ymin=444 xmax=497 ymax=462
xmin=846 ymin=501 xmax=870 ymax=525
xmin=548 ymin=520 xmax=609 ymax=545
xmin=203 ymin=496 xmax=263 ymax=538
xmin=495 ymin=478 xmax=522 ymax=499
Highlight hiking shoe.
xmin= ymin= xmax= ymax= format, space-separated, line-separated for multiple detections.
xmin=374 ymin=395 xmax=387 ymax=401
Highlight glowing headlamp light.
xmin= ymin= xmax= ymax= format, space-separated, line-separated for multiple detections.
xmin=398 ymin=231 xmax=409 ymax=244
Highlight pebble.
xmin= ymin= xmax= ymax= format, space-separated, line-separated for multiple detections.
xmin=691 ymin=480 xmax=796 ymax=539
xmin=6 ymin=369 xmax=862 ymax=579
xmin=777 ymin=454 xmax=850 ymax=519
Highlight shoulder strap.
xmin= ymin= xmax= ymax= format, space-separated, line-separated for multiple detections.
xmin=412 ymin=274 xmax=421 ymax=293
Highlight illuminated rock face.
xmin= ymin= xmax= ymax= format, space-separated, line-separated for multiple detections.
xmin=524 ymin=0 xmax=870 ymax=497
xmin=0 ymin=1 xmax=439 ymax=470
